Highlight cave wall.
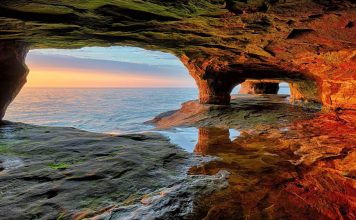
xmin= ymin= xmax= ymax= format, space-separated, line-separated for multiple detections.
xmin=0 ymin=42 xmax=29 ymax=120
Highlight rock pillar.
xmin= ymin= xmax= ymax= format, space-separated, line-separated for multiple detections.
xmin=196 ymin=79 xmax=234 ymax=105
xmin=180 ymin=55 xmax=244 ymax=105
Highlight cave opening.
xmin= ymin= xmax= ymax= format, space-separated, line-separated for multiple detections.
xmin=236 ymin=80 xmax=291 ymax=96
xmin=278 ymin=82 xmax=291 ymax=96
xmin=4 ymin=46 xmax=197 ymax=134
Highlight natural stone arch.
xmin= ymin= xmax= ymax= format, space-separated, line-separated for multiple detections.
xmin=0 ymin=39 xmax=352 ymax=122
xmin=182 ymin=54 xmax=324 ymax=106
xmin=236 ymin=79 xmax=321 ymax=106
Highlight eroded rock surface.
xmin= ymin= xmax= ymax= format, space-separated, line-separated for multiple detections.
xmin=0 ymin=122 xmax=193 ymax=219
xmin=0 ymin=1 xmax=355 ymax=218
xmin=0 ymin=0 xmax=355 ymax=111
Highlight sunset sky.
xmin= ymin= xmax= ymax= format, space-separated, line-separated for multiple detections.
xmin=25 ymin=47 xmax=194 ymax=88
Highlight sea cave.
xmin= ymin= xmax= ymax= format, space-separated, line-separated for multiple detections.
xmin=0 ymin=1 xmax=355 ymax=219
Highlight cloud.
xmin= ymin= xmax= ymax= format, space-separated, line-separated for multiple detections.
xmin=25 ymin=47 xmax=195 ymax=88
xmin=30 ymin=46 xmax=183 ymax=67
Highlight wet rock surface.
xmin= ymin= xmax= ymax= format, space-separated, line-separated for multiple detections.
xmin=0 ymin=122 xmax=195 ymax=219
xmin=151 ymin=94 xmax=320 ymax=129
xmin=101 ymin=170 xmax=230 ymax=220
xmin=0 ymin=95 xmax=355 ymax=219
xmin=153 ymin=94 xmax=356 ymax=219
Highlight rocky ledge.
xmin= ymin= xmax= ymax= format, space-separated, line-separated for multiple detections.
xmin=0 ymin=122 xmax=229 ymax=219
xmin=150 ymin=94 xmax=321 ymax=129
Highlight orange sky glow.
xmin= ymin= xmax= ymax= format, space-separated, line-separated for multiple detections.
xmin=26 ymin=66 xmax=192 ymax=88
xmin=25 ymin=48 xmax=195 ymax=88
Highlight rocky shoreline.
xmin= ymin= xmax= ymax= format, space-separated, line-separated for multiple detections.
xmin=1 ymin=95 xmax=355 ymax=219
xmin=0 ymin=122 xmax=193 ymax=219
xmin=149 ymin=95 xmax=321 ymax=129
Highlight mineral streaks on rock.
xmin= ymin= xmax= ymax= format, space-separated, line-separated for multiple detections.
xmin=0 ymin=42 xmax=28 ymax=120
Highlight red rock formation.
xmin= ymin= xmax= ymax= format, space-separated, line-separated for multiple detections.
xmin=181 ymin=55 xmax=245 ymax=105
xmin=179 ymin=2 xmax=356 ymax=108
xmin=239 ymin=80 xmax=280 ymax=94
xmin=0 ymin=41 xmax=29 ymax=120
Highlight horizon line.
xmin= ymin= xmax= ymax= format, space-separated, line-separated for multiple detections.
xmin=24 ymin=86 xmax=198 ymax=89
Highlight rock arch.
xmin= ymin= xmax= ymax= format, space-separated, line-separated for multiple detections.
xmin=0 ymin=0 xmax=355 ymax=120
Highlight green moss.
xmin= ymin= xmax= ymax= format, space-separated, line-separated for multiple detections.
xmin=48 ymin=162 xmax=70 ymax=169
xmin=0 ymin=144 xmax=10 ymax=154
xmin=0 ymin=143 xmax=28 ymax=156
xmin=56 ymin=213 xmax=65 ymax=220
xmin=0 ymin=0 xmax=225 ymax=51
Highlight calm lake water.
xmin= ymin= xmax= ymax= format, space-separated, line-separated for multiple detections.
xmin=5 ymin=88 xmax=197 ymax=134
xmin=5 ymin=86 xmax=290 ymax=135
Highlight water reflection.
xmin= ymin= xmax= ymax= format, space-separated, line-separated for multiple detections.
xmin=159 ymin=127 xmax=240 ymax=153
xmin=191 ymin=125 xmax=356 ymax=219
xmin=162 ymin=124 xmax=356 ymax=219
